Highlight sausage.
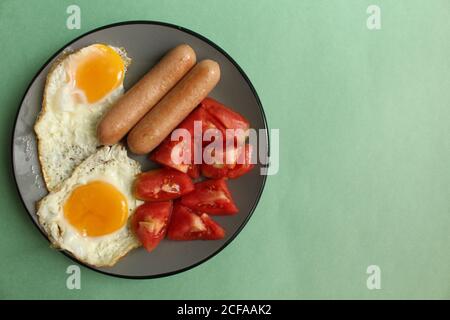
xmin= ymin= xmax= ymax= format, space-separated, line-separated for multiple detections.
xmin=127 ymin=59 xmax=221 ymax=155
xmin=97 ymin=44 xmax=197 ymax=145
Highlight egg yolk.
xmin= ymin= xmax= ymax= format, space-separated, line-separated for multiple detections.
xmin=75 ymin=44 xmax=124 ymax=103
xmin=63 ymin=181 xmax=128 ymax=237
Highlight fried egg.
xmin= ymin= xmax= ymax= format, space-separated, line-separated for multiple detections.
xmin=35 ymin=44 xmax=131 ymax=191
xmin=36 ymin=145 xmax=141 ymax=267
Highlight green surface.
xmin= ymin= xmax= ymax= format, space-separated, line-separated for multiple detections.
xmin=1 ymin=0 xmax=449 ymax=299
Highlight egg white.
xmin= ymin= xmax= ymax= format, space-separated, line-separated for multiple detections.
xmin=34 ymin=44 xmax=131 ymax=191
xmin=36 ymin=145 xmax=142 ymax=267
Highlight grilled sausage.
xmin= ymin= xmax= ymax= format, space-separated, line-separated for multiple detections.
xmin=97 ymin=44 xmax=197 ymax=145
xmin=127 ymin=59 xmax=221 ymax=155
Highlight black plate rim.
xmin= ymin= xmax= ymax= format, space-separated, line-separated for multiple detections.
xmin=11 ymin=20 xmax=269 ymax=279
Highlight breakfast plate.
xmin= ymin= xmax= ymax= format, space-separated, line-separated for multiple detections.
xmin=12 ymin=21 xmax=268 ymax=278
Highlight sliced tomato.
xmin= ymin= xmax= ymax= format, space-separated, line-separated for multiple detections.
xmin=202 ymin=143 xmax=254 ymax=179
xmin=201 ymin=142 xmax=239 ymax=179
xmin=150 ymin=107 xmax=223 ymax=173
xmin=181 ymin=178 xmax=238 ymax=215
xmin=187 ymin=164 xmax=200 ymax=179
xmin=181 ymin=106 xmax=225 ymax=142
xmin=200 ymin=97 xmax=250 ymax=133
xmin=201 ymin=163 xmax=229 ymax=179
xmin=133 ymin=168 xmax=194 ymax=201
xmin=200 ymin=155 xmax=231 ymax=179
xmin=200 ymin=98 xmax=250 ymax=158
xmin=227 ymin=143 xmax=255 ymax=178
xmin=199 ymin=213 xmax=226 ymax=240
xmin=132 ymin=201 xmax=173 ymax=252
xmin=150 ymin=135 xmax=191 ymax=173
xmin=167 ymin=203 xmax=225 ymax=240
xmin=151 ymin=99 xmax=251 ymax=178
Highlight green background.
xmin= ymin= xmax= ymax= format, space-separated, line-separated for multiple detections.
xmin=1 ymin=0 xmax=449 ymax=299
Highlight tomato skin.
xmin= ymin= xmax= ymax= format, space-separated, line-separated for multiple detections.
xmin=227 ymin=144 xmax=255 ymax=179
xmin=166 ymin=203 xmax=205 ymax=240
xmin=200 ymin=97 xmax=250 ymax=132
xmin=132 ymin=201 xmax=173 ymax=252
xmin=134 ymin=168 xmax=194 ymax=201
xmin=150 ymin=137 xmax=191 ymax=173
xmin=150 ymin=107 xmax=223 ymax=173
xmin=200 ymin=213 xmax=226 ymax=240
xmin=150 ymin=98 xmax=252 ymax=180
xmin=183 ymin=107 xmax=225 ymax=144
xmin=202 ymin=143 xmax=254 ymax=179
xmin=199 ymin=98 xmax=252 ymax=179
xmin=201 ymin=163 xmax=229 ymax=179
xmin=187 ymin=164 xmax=200 ymax=179
xmin=167 ymin=203 xmax=225 ymax=240
xmin=181 ymin=178 xmax=238 ymax=215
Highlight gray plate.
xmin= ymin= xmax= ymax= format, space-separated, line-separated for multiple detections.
xmin=12 ymin=21 xmax=268 ymax=279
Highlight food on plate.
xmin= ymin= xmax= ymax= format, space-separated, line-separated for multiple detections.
xmin=36 ymin=145 xmax=141 ymax=267
xmin=181 ymin=178 xmax=238 ymax=215
xmin=167 ymin=202 xmax=225 ymax=240
xmin=187 ymin=162 xmax=201 ymax=179
xmin=133 ymin=168 xmax=194 ymax=201
xmin=150 ymin=106 xmax=223 ymax=176
xmin=131 ymin=201 xmax=173 ymax=252
xmin=200 ymin=97 xmax=250 ymax=138
xmin=97 ymin=44 xmax=197 ymax=145
xmin=127 ymin=59 xmax=221 ymax=155
xmin=201 ymin=143 xmax=254 ymax=179
xmin=199 ymin=98 xmax=252 ymax=178
xmin=34 ymin=44 xmax=130 ymax=191
xmin=33 ymin=41 xmax=253 ymax=262
xmin=150 ymin=97 xmax=253 ymax=179
xmin=225 ymin=143 xmax=255 ymax=178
